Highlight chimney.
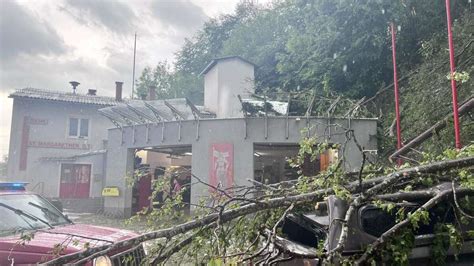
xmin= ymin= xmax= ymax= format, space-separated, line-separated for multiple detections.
xmin=69 ymin=81 xmax=80 ymax=94
xmin=148 ymin=86 xmax=156 ymax=100
xmin=87 ymin=89 xmax=97 ymax=96
xmin=115 ymin=81 xmax=123 ymax=101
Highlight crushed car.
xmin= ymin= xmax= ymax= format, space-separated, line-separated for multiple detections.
xmin=275 ymin=183 xmax=474 ymax=265
xmin=0 ymin=182 xmax=145 ymax=265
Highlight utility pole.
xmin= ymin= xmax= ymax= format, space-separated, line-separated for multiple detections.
xmin=131 ymin=32 xmax=137 ymax=99
xmin=445 ymin=0 xmax=462 ymax=149
xmin=390 ymin=22 xmax=402 ymax=166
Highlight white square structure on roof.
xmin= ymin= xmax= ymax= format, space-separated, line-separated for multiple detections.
xmin=203 ymin=56 xmax=255 ymax=118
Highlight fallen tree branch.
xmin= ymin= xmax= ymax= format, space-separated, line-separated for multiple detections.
xmin=362 ymin=39 xmax=473 ymax=108
xmin=151 ymin=222 xmax=216 ymax=265
xmin=45 ymin=156 xmax=474 ymax=264
xmin=326 ymin=202 xmax=356 ymax=263
xmin=314 ymin=184 xmax=474 ymax=211
xmin=354 ymin=188 xmax=455 ymax=264
xmin=240 ymin=204 xmax=294 ymax=263
xmin=326 ymin=157 xmax=474 ymax=263
xmin=452 ymin=181 xmax=474 ymax=220
xmin=390 ymin=97 xmax=474 ymax=160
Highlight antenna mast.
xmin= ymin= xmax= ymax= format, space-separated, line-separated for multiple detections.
xmin=131 ymin=32 xmax=137 ymax=99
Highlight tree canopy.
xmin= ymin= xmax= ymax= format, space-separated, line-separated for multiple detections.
xmin=137 ymin=0 xmax=472 ymax=155
xmin=46 ymin=1 xmax=474 ymax=264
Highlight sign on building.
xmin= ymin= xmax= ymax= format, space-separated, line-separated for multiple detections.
xmin=209 ymin=143 xmax=234 ymax=189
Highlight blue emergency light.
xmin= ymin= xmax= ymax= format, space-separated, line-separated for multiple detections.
xmin=0 ymin=182 xmax=29 ymax=191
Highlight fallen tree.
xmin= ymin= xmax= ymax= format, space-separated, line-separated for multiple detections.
xmin=45 ymin=153 xmax=474 ymax=265
xmin=390 ymin=97 xmax=474 ymax=161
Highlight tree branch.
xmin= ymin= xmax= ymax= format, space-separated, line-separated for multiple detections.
xmin=355 ymin=188 xmax=455 ymax=264
xmin=45 ymin=156 xmax=474 ymax=264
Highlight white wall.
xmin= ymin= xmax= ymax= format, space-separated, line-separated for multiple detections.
xmin=103 ymin=116 xmax=378 ymax=216
xmin=6 ymin=98 xmax=112 ymax=197
xmin=203 ymin=58 xmax=255 ymax=118
xmin=204 ymin=66 xmax=219 ymax=114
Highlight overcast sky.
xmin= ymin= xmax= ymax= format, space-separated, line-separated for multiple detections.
xmin=0 ymin=0 xmax=270 ymax=158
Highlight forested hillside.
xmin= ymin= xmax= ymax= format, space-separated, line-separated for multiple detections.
xmin=136 ymin=0 xmax=473 ymax=157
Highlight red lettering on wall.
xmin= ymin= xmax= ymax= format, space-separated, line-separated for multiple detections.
xmin=28 ymin=141 xmax=91 ymax=150
xmin=19 ymin=117 xmax=30 ymax=171
xmin=19 ymin=116 xmax=85 ymax=170
xmin=26 ymin=117 xmax=48 ymax=125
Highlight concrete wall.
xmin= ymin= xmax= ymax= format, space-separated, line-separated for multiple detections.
xmin=103 ymin=116 xmax=377 ymax=216
xmin=204 ymin=66 xmax=218 ymax=114
xmin=103 ymin=129 xmax=134 ymax=217
xmin=203 ymin=58 xmax=255 ymax=118
xmin=7 ymin=98 xmax=112 ymax=198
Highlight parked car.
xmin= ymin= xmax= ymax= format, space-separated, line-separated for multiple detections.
xmin=0 ymin=182 xmax=145 ymax=265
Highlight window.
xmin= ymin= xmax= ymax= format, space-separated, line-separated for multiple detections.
xmin=79 ymin=119 xmax=89 ymax=137
xmin=69 ymin=118 xmax=78 ymax=136
xmin=68 ymin=118 xmax=89 ymax=138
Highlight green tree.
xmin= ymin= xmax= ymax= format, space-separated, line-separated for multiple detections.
xmin=220 ymin=1 xmax=293 ymax=91
xmin=175 ymin=1 xmax=260 ymax=75
xmin=135 ymin=61 xmax=173 ymax=100
xmin=275 ymin=0 xmax=469 ymax=97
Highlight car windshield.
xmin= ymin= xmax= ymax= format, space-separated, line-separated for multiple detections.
xmin=0 ymin=194 xmax=70 ymax=236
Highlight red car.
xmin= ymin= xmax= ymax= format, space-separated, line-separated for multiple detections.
xmin=0 ymin=182 xmax=144 ymax=265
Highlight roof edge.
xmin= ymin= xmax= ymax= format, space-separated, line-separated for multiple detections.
xmin=9 ymin=87 xmax=122 ymax=106
xmin=199 ymin=56 xmax=256 ymax=76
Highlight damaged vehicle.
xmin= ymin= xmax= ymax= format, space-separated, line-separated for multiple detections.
xmin=0 ymin=182 xmax=145 ymax=265
xmin=275 ymin=183 xmax=474 ymax=265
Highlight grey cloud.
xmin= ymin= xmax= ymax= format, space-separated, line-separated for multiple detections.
xmin=104 ymin=47 xmax=133 ymax=76
xmin=65 ymin=0 xmax=136 ymax=34
xmin=0 ymin=1 xmax=67 ymax=60
xmin=151 ymin=0 xmax=207 ymax=31
xmin=0 ymin=53 xmax=123 ymax=95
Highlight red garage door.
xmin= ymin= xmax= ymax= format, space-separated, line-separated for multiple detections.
xmin=60 ymin=164 xmax=91 ymax=198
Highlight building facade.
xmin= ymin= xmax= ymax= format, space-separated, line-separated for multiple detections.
xmin=99 ymin=57 xmax=378 ymax=217
xmin=7 ymin=84 xmax=125 ymax=210
xmin=6 ymin=57 xmax=378 ymax=217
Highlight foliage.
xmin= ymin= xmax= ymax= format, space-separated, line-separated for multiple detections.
xmin=447 ymin=71 xmax=470 ymax=84
xmin=138 ymin=0 xmax=470 ymax=100
xmin=378 ymin=12 xmax=474 ymax=157
xmin=432 ymin=223 xmax=464 ymax=265
xmin=134 ymin=0 xmax=472 ymax=162
xmin=122 ymin=0 xmax=474 ymax=264
xmin=135 ymin=62 xmax=173 ymax=100
xmin=127 ymin=133 xmax=471 ymax=264
xmin=380 ymin=228 xmax=415 ymax=265
xmin=133 ymin=1 xmax=473 ymax=166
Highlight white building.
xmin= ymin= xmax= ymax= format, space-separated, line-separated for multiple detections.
xmin=6 ymin=57 xmax=378 ymax=216
xmin=7 ymin=82 xmax=125 ymax=210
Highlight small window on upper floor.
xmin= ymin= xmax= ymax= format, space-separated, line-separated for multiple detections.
xmin=68 ymin=118 xmax=89 ymax=138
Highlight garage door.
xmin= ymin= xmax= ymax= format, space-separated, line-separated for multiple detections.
xmin=59 ymin=164 xmax=91 ymax=198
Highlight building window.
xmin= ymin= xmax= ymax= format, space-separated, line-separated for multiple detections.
xmin=68 ymin=118 xmax=89 ymax=138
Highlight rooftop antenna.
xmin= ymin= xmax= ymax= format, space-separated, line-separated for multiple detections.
xmin=131 ymin=32 xmax=137 ymax=99
xmin=69 ymin=81 xmax=80 ymax=94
